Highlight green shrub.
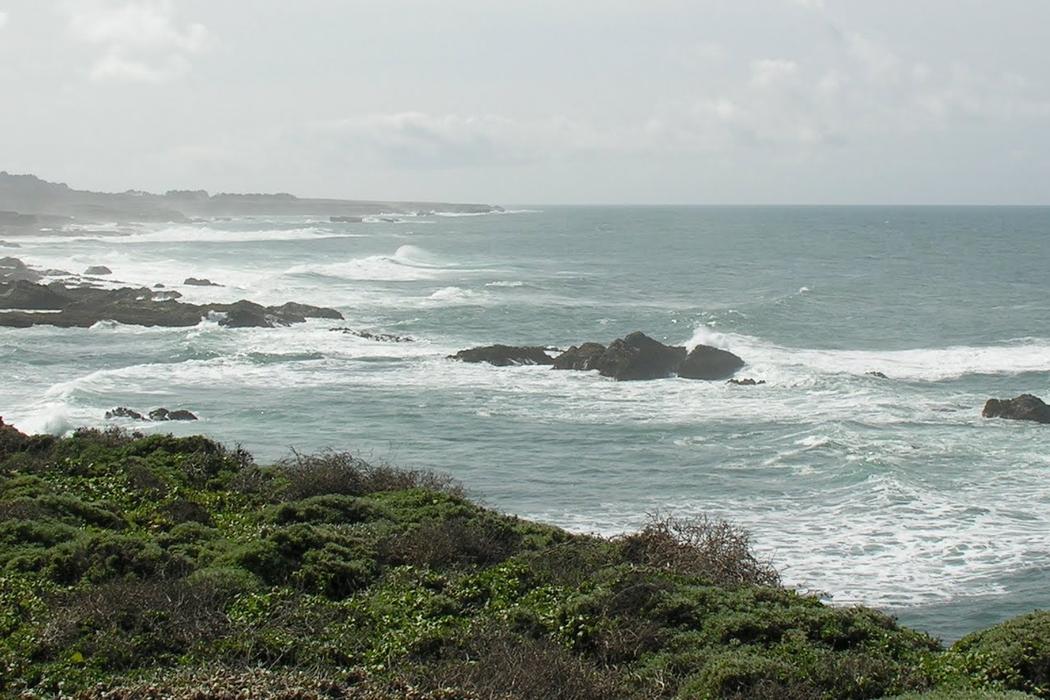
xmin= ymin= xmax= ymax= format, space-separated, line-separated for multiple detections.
xmin=947 ymin=612 xmax=1050 ymax=698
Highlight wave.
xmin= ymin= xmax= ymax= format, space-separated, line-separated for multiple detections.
xmin=685 ymin=324 xmax=1050 ymax=382
xmin=284 ymin=245 xmax=455 ymax=282
xmin=485 ymin=280 xmax=525 ymax=288
xmin=426 ymin=286 xmax=490 ymax=305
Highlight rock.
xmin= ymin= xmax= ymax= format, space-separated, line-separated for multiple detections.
xmin=83 ymin=266 xmax=112 ymax=276
xmin=167 ymin=409 xmax=198 ymax=421
xmin=149 ymin=408 xmax=170 ymax=421
xmin=332 ymin=328 xmax=415 ymax=343
xmin=727 ymin=378 xmax=765 ymax=386
xmin=0 ymin=281 xmax=341 ymax=330
xmin=154 ymin=283 xmax=165 ymax=288
xmin=678 ymin=344 xmax=745 ymax=381
xmin=594 ymin=332 xmax=686 ymax=381
xmin=552 ymin=342 xmax=607 ymax=371
xmin=271 ymin=301 xmax=344 ymax=320
xmin=449 ymin=345 xmax=555 ymax=366
xmin=105 ymin=407 xmax=146 ymax=420
xmin=982 ymin=394 xmax=1050 ymax=424
xmin=0 ymin=257 xmax=26 ymax=270
xmin=0 ymin=280 xmax=73 ymax=310
xmin=184 ymin=277 xmax=222 ymax=287
xmin=867 ymin=371 xmax=889 ymax=379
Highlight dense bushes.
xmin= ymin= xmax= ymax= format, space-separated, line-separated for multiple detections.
xmin=0 ymin=424 xmax=1046 ymax=698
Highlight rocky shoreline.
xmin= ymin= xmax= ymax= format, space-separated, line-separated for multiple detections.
xmin=0 ymin=257 xmax=342 ymax=329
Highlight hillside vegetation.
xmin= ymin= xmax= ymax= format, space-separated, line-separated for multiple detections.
xmin=0 ymin=419 xmax=1046 ymax=699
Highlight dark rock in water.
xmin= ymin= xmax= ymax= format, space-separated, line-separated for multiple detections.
xmin=0 ymin=280 xmax=73 ymax=309
xmin=214 ymin=300 xmax=284 ymax=328
xmin=332 ymin=327 xmax=415 ymax=343
xmin=450 ymin=345 xmax=554 ymax=366
xmin=271 ymin=301 xmax=344 ymax=320
xmin=154 ymin=283 xmax=165 ymax=288
xmin=0 ymin=257 xmax=26 ymax=269
xmin=148 ymin=408 xmax=197 ymax=421
xmin=84 ymin=266 xmax=112 ymax=276
xmin=728 ymin=378 xmax=765 ymax=386
xmin=594 ymin=332 xmax=686 ymax=381
xmin=552 ymin=342 xmax=607 ymax=371
xmin=105 ymin=407 xmax=146 ymax=420
xmin=867 ymin=371 xmax=889 ymax=379
xmin=330 ymin=215 xmax=363 ymax=223
xmin=0 ymin=280 xmax=342 ymax=329
xmin=982 ymin=394 xmax=1050 ymax=424
xmin=678 ymin=344 xmax=745 ymax=381
xmin=168 ymin=409 xmax=198 ymax=421
xmin=184 ymin=277 xmax=222 ymax=287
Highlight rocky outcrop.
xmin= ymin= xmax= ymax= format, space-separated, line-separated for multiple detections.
xmin=83 ymin=266 xmax=112 ymax=276
xmin=449 ymin=345 xmax=555 ymax=366
xmin=0 ymin=281 xmax=343 ymax=329
xmin=866 ymin=371 xmax=889 ymax=379
xmin=149 ymin=408 xmax=198 ymax=421
xmin=982 ymin=394 xmax=1050 ymax=424
xmin=552 ymin=342 xmax=607 ymax=371
xmin=184 ymin=277 xmax=222 ymax=287
xmin=728 ymin=378 xmax=765 ymax=386
xmin=592 ymin=332 xmax=686 ymax=381
xmin=678 ymin=344 xmax=745 ymax=381
xmin=0 ymin=280 xmax=73 ymax=310
xmin=105 ymin=407 xmax=146 ymax=420
xmin=0 ymin=257 xmax=42 ymax=283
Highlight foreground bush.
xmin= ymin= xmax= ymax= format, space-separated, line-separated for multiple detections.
xmin=0 ymin=423 xmax=1043 ymax=698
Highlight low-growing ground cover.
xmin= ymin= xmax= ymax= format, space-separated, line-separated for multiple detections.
xmin=0 ymin=419 xmax=1046 ymax=699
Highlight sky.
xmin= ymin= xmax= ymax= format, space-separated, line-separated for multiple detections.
xmin=0 ymin=1 xmax=1048 ymax=204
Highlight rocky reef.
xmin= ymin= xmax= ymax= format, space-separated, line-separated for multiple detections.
xmin=454 ymin=331 xmax=746 ymax=381
xmin=983 ymin=394 xmax=1050 ymax=424
xmin=0 ymin=258 xmax=343 ymax=329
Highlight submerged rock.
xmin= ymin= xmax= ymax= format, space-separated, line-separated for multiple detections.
xmin=184 ymin=277 xmax=222 ymax=287
xmin=552 ymin=342 xmax=607 ymax=371
xmin=83 ymin=266 xmax=112 ymax=276
xmin=867 ymin=371 xmax=889 ymax=379
xmin=982 ymin=394 xmax=1050 ymax=424
xmin=449 ymin=345 xmax=555 ymax=366
xmin=678 ymin=344 xmax=745 ymax=381
xmin=727 ymin=378 xmax=765 ymax=386
xmin=332 ymin=327 xmax=415 ymax=343
xmin=594 ymin=332 xmax=686 ymax=381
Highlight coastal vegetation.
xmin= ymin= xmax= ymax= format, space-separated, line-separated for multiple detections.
xmin=0 ymin=419 xmax=1046 ymax=699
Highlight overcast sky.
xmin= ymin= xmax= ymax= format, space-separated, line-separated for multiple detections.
xmin=1 ymin=1 xmax=1048 ymax=204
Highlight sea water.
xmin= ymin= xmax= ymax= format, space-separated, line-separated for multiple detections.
xmin=3 ymin=205 xmax=1049 ymax=642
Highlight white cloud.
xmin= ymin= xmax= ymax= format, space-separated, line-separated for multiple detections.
xmin=0 ymin=11 xmax=8 ymax=29
xmin=65 ymin=0 xmax=209 ymax=83
xmin=751 ymin=58 xmax=800 ymax=88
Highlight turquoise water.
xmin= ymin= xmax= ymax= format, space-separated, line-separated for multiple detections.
xmin=4 ymin=206 xmax=1050 ymax=642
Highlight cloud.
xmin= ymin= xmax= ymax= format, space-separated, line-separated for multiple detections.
xmin=65 ymin=0 xmax=209 ymax=83
xmin=751 ymin=58 xmax=800 ymax=88
xmin=0 ymin=11 xmax=7 ymax=29
xmin=310 ymin=112 xmax=612 ymax=169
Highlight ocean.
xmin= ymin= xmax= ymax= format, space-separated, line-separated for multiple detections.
xmin=3 ymin=205 xmax=1049 ymax=642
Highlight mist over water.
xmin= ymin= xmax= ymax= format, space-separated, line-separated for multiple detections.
xmin=4 ymin=205 xmax=1050 ymax=641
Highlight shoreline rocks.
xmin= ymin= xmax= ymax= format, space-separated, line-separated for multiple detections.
xmin=982 ymin=394 xmax=1050 ymax=424
xmin=106 ymin=407 xmax=198 ymax=421
xmin=0 ymin=280 xmax=343 ymax=329
xmin=678 ymin=344 xmax=746 ymax=380
xmin=449 ymin=345 xmax=555 ymax=366
xmin=455 ymin=331 xmax=747 ymax=382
